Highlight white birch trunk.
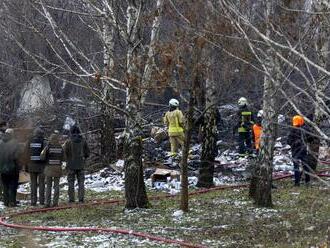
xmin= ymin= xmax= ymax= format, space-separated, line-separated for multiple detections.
xmin=101 ymin=3 xmax=117 ymax=164
xmin=312 ymin=2 xmax=329 ymax=124
xmin=141 ymin=0 xmax=164 ymax=104
xmin=124 ymin=1 xmax=149 ymax=209
xmin=250 ymin=0 xmax=280 ymax=207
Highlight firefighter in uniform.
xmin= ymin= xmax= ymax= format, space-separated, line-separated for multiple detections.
xmin=235 ymin=97 xmax=254 ymax=156
xmin=163 ymin=99 xmax=185 ymax=156
xmin=27 ymin=127 xmax=46 ymax=206
xmin=42 ymin=132 xmax=64 ymax=207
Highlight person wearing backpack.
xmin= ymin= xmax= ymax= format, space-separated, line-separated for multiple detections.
xmin=26 ymin=127 xmax=47 ymax=206
xmin=42 ymin=132 xmax=64 ymax=207
xmin=63 ymin=126 xmax=89 ymax=203
xmin=0 ymin=129 xmax=21 ymax=207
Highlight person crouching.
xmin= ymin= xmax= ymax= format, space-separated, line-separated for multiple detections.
xmin=41 ymin=132 xmax=64 ymax=207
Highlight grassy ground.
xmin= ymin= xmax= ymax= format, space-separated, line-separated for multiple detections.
xmin=0 ymin=180 xmax=329 ymax=248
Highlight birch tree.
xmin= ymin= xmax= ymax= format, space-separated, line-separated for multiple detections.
xmin=0 ymin=0 xmax=166 ymax=208
xmin=101 ymin=1 xmax=116 ymax=164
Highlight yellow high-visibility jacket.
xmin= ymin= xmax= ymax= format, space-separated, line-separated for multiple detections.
xmin=163 ymin=109 xmax=185 ymax=137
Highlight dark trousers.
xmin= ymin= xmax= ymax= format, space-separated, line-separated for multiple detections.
xmin=238 ymin=131 xmax=252 ymax=155
xmin=293 ymin=158 xmax=310 ymax=185
xmin=67 ymin=169 xmax=85 ymax=202
xmin=1 ymin=172 xmax=19 ymax=207
xmin=30 ymin=172 xmax=45 ymax=205
xmin=45 ymin=176 xmax=60 ymax=207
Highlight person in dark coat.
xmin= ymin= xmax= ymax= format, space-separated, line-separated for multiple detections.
xmin=0 ymin=129 xmax=21 ymax=207
xmin=26 ymin=127 xmax=47 ymax=206
xmin=304 ymin=115 xmax=320 ymax=172
xmin=287 ymin=115 xmax=309 ymax=186
xmin=63 ymin=126 xmax=89 ymax=203
xmin=234 ymin=97 xmax=254 ymax=156
xmin=41 ymin=132 xmax=64 ymax=207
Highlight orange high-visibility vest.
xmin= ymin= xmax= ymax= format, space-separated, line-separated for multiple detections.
xmin=253 ymin=124 xmax=262 ymax=150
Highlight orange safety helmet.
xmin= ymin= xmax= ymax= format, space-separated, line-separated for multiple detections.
xmin=292 ymin=115 xmax=304 ymax=127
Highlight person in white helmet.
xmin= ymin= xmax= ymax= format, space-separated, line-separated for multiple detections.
xmin=234 ymin=97 xmax=254 ymax=156
xmin=163 ymin=99 xmax=185 ymax=156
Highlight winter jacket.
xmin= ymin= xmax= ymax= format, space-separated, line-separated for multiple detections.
xmin=235 ymin=105 xmax=254 ymax=133
xmin=0 ymin=133 xmax=21 ymax=175
xmin=63 ymin=134 xmax=89 ymax=170
xmin=42 ymin=133 xmax=64 ymax=177
xmin=304 ymin=124 xmax=320 ymax=170
xmin=26 ymin=131 xmax=47 ymax=173
xmin=304 ymin=125 xmax=320 ymax=149
xmin=43 ymin=142 xmax=64 ymax=178
xmin=163 ymin=109 xmax=185 ymax=137
xmin=287 ymin=127 xmax=307 ymax=159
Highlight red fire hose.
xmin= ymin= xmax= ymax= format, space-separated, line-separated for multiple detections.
xmin=0 ymin=217 xmax=206 ymax=248
xmin=0 ymin=169 xmax=329 ymax=248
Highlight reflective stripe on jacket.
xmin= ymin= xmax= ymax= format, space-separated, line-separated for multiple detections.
xmin=47 ymin=145 xmax=64 ymax=166
xmin=253 ymin=124 xmax=262 ymax=150
xmin=238 ymin=111 xmax=253 ymax=133
xmin=30 ymin=155 xmax=41 ymax=161
xmin=164 ymin=109 xmax=184 ymax=136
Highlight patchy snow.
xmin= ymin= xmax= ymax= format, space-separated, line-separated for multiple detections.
xmin=41 ymin=233 xmax=172 ymax=248
xmin=9 ymin=139 xmax=298 ymax=202
xmin=84 ymin=169 xmax=124 ymax=192
xmin=116 ymin=160 xmax=124 ymax=168
xmin=68 ymin=140 xmax=295 ymax=194
xmin=172 ymin=210 xmax=184 ymax=218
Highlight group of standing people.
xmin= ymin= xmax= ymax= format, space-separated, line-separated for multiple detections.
xmin=163 ymin=97 xmax=320 ymax=187
xmin=235 ymin=97 xmax=319 ymax=186
xmin=0 ymin=125 xmax=89 ymax=208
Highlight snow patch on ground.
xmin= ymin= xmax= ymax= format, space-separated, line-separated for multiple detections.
xmin=12 ymin=140 xmax=297 ymax=201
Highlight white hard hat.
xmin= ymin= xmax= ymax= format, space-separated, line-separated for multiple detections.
xmin=278 ymin=114 xmax=285 ymax=124
xmin=238 ymin=97 xmax=248 ymax=106
xmin=257 ymin=110 xmax=263 ymax=118
xmin=169 ymin=98 xmax=179 ymax=107
xmin=5 ymin=128 xmax=14 ymax=134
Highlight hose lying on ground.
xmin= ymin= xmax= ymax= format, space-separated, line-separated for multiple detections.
xmin=0 ymin=168 xmax=329 ymax=248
